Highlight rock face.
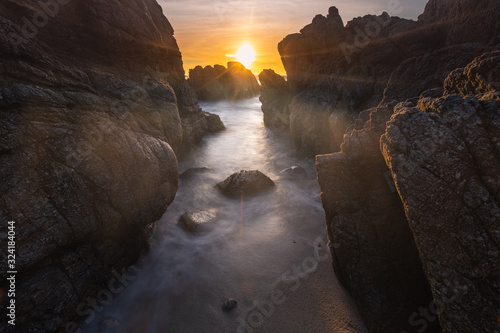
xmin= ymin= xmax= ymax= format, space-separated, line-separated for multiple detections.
xmin=217 ymin=170 xmax=275 ymax=198
xmin=258 ymin=69 xmax=292 ymax=131
xmin=0 ymin=0 xmax=215 ymax=331
xmin=262 ymin=1 xmax=499 ymax=155
xmin=317 ymin=52 xmax=500 ymax=332
xmin=381 ymin=93 xmax=500 ymax=331
xmin=316 ymin=106 xmax=437 ymax=333
xmin=189 ymin=62 xmax=260 ymax=100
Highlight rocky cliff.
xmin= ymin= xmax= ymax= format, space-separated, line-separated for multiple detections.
xmin=189 ymin=62 xmax=260 ymax=100
xmin=261 ymin=1 xmax=499 ymax=156
xmin=317 ymin=49 xmax=500 ymax=332
xmin=0 ymin=0 xmax=219 ymax=331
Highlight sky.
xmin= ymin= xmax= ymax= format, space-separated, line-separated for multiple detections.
xmin=160 ymin=0 xmax=428 ymax=76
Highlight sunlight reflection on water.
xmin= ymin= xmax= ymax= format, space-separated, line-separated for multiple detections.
xmin=80 ymin=97 xmax=328 ymax=333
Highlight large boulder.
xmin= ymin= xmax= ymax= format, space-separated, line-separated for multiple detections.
xmin=0 ymin=0 xmax=211 ymax=331
xmin=188 ymin=62 xmax=260 ymax=100
xmin=381 ymin=93 xmax=500 ymax=332
xmin=316 ymin=106 xmax=437 ymax=333
xmin=217 ymin=170 xmax=275 ymax=198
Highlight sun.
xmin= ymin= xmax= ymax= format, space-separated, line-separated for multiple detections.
xmin=235 ymin=44 xmax=256 ymax=69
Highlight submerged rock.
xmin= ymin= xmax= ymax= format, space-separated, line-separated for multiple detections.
xmin=217 ymin=170 xmax=275 ymax=198
xmin=179 ymin=167 xmax=213 ymax=180
xmin=279 ymin=166 xmax=308 ymax=180
xmin=179 ymin=209 xmax=218 ymax=233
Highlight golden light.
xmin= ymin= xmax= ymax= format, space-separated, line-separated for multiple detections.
xmin=235 ymin=44 xmax=256 ymax=69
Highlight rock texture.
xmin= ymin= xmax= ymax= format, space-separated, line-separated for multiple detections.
xmin=317 ymin=52 xmax=500 ymax=332
xmin=189 ymin=62 xmax=260 ymax=100
xmin=381 ymin=92 xmax=500 ymax=332
xmin=261 ymin=0 xmax=499 ymax=155
xmin=258 ymin=69 xmax=292 ymax=131
xmin=179 ymin=209 xmax=218 ymax=233
xmin=0 ymin=0 xmax=215 ymax=331
xmin=217 ymin=170 xmax=275 ymax=198
xmin=316 ymin=105 xmax=437 ymax=333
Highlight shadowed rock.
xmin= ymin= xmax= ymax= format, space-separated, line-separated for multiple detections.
xmin=316 ymin=106 xmax=437 ymax=333
xmin=179 ymin=209 xmax=218 ymax=233
xmin=381 ymin=93 xmax=500 ymax=333
xmin=217 ymin=170 xmax=275 ymax=198
xmin=262 ymin=1 xmax=499 ymax=155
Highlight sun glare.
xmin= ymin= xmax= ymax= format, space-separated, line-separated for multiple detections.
xmin=235 ymin=44 xmax=256 ymax=69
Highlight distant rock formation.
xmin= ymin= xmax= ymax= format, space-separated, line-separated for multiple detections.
xmin=189 ymin=62 xmax=260 ymax=100
xmin=317 ymin=51 xmax=500 ymax=333
xmin=0 ymin=0 xmax=219 ymax=331
xmin=261 ymin=0 xmax=499 ymax=156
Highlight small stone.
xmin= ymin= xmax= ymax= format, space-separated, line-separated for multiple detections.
xmin=222 ymin=298 xmax=238 ymax=312
xmin=179 ymin=209 xmax=218 ymax=233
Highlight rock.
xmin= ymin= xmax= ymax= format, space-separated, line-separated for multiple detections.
xmin=205 ymin=112 xmax=226 ymax=132
xmin=381 ymin=92 xmax=500 ymax=333
xmin=289 ymin=91 xmax=351 ymax=156
xmin=444 ymin=50 xmax=500 ymax=97
xmin=179 ymin=209 xmax=218 ymax=233
xmin=381 ymin=44 xmax=491 ymax=104
xmin=188 ymin=62 xmax=260 ymax=100
xmin=418 ymin=0 xmax=500 ymax=46
xmin=222 ymin=298 xmax=238 ymax=312
xmin=258 ymin=69 xmax=292 ymax=131
xmin=261 ymin=1 xmax=499 ymax=155
xmin=179 ymin=167 xmax=213 ymax=180
xmin=217 ymin=170 xmax=275 ymax=198
xmin=279 ymin=166 xmax=308 ymax=180
xmin=0 ymin=0 xmax=210 ymax=331
xmin=316 ymin=106 xmax=437 ymax=333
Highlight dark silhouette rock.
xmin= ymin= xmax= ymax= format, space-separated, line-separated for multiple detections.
xmin=258 ymin=69 xmax=292 ymax=131
xmin=188 ymin=62 xmax=260 ymax=100
xmin=217 ymin=170 xmax=275 ymax=198
xmin=0 ymin=0 xmax=215 ymax=331
xmin=179 ymin=209 xmax=218 ymax=233
xmin=316 ymin=106 xmax=437 ymax=333
xmin=179 ymin=167 xmax=213 ymax=180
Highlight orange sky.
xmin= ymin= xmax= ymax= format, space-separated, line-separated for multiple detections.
xmin=160 ymin=1 xmax=427 ymax=76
